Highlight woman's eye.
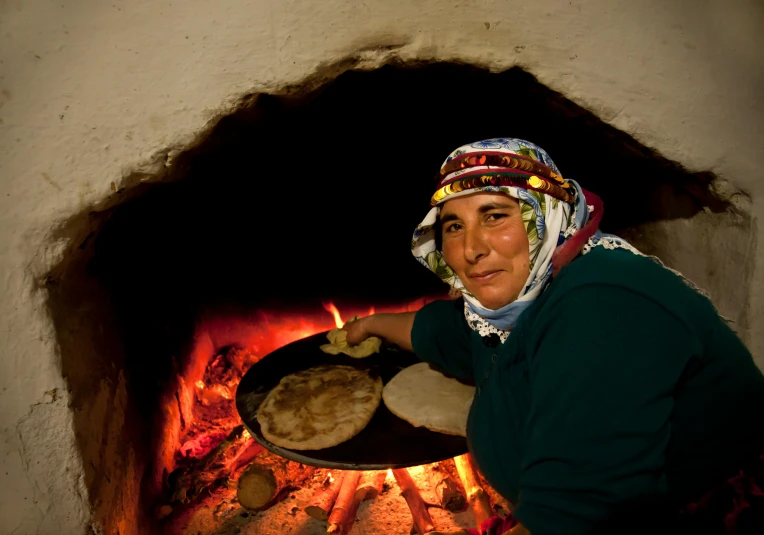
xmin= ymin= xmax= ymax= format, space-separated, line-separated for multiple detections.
xmin=444 ymin=223 xmax=462 ymax=233
xmin=486 ymin=212 xmax=508 ymax=222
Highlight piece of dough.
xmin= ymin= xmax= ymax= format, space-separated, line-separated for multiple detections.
xmin=383 ymin=362 xmax=475 ymax=437
xmin=257 ymin=365 xmax=382 ymax=450
xmin=320 ymin=316 xmax=382 ymax=358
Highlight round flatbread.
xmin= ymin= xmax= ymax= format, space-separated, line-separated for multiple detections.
xmin=383 ymin=362 xmax=475 ymax=437
xmin=257 ymin=365 xmax=382 ymax=450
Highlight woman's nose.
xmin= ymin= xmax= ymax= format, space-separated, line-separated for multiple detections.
xmin=463 ymin=226 xmax=489 ymax=263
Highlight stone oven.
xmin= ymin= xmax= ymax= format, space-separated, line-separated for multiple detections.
xmin=35 ymin=61 xmax=755 ymax=535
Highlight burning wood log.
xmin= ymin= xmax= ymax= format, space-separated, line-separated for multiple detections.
xmin=392 ymin=468 xmax=436 ymax=535
xmin=319 ymin=470 xmax=386 ymax=532
xmin=424 ymin=460 xmax=468 ymax=512
xmin=477 ymin=471 xmax=513 ymax=515
xmin=327 ymin=471 xmax=362 ymax=534
xmin=305 ymin=472 xmax=345 ymax=521
xmin=237 ymin=452 xmax=315 ymax=511
xmin=356 ymin=470 xmax=386 ymax=500
xmin=233 ymin=439 xmax=265 ymax=471
xmin=162 ymin=428 xmax=264 ymax=532
xmin=454 ymin=454 xmax=492 ymax=526
xmin=170 ymin=424 xmax=260 ymax=503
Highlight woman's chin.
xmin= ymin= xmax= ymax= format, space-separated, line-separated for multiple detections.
xmin=465 ymin=274 xmax=523 ymax=311
xmin=473 ymin=292 xmax=515 ymax=311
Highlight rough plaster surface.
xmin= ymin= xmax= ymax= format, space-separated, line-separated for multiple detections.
xmin=1 ymin=0 xmax=763 ymax=533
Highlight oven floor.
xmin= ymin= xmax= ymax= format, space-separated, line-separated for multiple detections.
xmin=180 ymin=465 xmax=478 ymax=535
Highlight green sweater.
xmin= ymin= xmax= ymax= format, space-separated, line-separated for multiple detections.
xmin=411 ymin=247 xmax=764 ymax=535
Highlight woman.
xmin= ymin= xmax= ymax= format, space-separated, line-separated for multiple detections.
xmin=345 ymin=139 xmax=764 ymax=535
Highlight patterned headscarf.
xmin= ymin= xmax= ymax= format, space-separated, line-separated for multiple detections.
xmin=411 ymin=138 xmax=599 ymax=336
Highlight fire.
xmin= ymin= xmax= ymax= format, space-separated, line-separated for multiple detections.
xmin=193 ymin=297 xmax=433 ymax=359
xmin=173 ymin=296 xmax=440 ymax=465
xmin=322 ymin=301 xmax=344 ymax=328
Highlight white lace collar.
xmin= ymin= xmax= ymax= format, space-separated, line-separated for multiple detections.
xmin=464 ymin=303 xmax=511 ymax=344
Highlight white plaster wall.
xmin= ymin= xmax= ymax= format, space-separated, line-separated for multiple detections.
xmin=1 ymin=0 xmax=762 ymax=532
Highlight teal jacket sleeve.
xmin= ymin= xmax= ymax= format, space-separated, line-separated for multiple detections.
xmin=512 ymin=285 xmax=701 ymax=535
xmin=411 ymin=299 xmax=474 ymax=380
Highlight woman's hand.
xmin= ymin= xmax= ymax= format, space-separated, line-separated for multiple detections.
xmin=342 ymin=312 xmax=416 ymax=352
xmin=344 ymin=316 xmax=371 ymax=346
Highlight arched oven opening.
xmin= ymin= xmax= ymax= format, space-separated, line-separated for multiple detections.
xmin=42 ymin=61 xmax=752 ymax=535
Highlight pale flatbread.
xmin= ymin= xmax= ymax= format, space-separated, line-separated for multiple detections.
xmin=256 ymin=365 xmax=382 ymax=450
xmin=383 ymin=362 xmax=475 ymax=437
xmin=320 ymin=318 xmax=382 ymax=358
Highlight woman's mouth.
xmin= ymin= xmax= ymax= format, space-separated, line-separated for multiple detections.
xmin=469 ymin=270 xmax=501 ymax=283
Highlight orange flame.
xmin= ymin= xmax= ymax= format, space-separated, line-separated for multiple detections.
xmin=186 ymin=296 xmax=436 ymax=376
xmin=323 ymin=301 xmax=344 ymax=329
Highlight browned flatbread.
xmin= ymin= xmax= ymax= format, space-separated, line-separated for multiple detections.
xmin=256 ymin=365 xmax=382 ymax=450
xmin=383 ymin=362 xmax=475 ymax=437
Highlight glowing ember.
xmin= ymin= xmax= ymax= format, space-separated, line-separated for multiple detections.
xmin=322 ymin=301 xmax=344 ymax=328
xmin=195 ymin=380 xmax=205 ymax=389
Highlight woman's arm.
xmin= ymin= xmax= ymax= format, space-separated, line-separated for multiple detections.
xmin=346 ymin=300 xmax=474 ymax=379
xmin=344 ymin=312 xmax=415 ymax=351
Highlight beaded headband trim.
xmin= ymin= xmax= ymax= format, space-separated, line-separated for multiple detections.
xmin=432 ymin=151 xmax=576 ymax=206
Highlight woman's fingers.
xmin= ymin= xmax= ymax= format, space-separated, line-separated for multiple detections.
xmin=343 ymin=317 xmax=368 ymax=346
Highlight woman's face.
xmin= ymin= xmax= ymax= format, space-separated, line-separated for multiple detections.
xmin=440 ymin=192 xmax=530 ymax=310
